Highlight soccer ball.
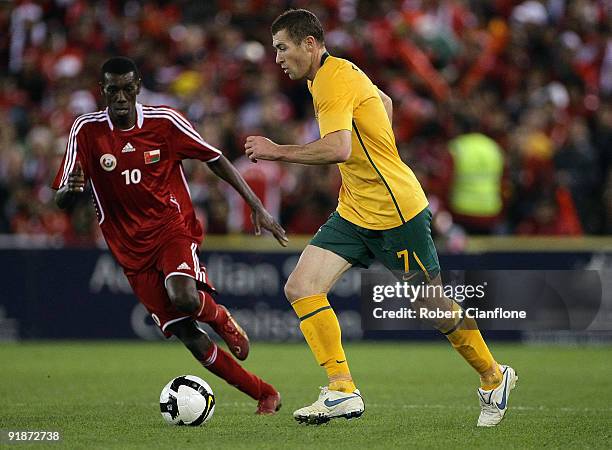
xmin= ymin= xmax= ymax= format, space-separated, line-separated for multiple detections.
xmin=159 ymin=375 xmax=216 ymax=426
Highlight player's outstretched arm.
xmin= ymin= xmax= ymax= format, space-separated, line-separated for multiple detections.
xmin=244 ymin=130 xmax=351 ymax=165
xmin=55 ymin=161 xmax=85 ymax=209
xmin=207 ymin=155 xmax=288 ymax=247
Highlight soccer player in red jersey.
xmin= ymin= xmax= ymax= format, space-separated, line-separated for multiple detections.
xmin=52 ymin=57 xmax=287 ymax=415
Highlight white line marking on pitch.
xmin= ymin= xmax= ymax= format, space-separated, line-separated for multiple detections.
xmin=12 ymin=401 xmax=609 ymax=414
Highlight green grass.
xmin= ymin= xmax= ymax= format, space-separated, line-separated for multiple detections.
xmin=1 ymin=341 xmax=611 ymax=449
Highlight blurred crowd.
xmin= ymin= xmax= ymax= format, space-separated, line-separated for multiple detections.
xmin=0 ymin=0 xmax=610 ymax=250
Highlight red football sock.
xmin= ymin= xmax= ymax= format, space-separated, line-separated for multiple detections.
xmin=198 ymin=343 xmax=276 ymax=400
xmin=196 ymin=290 xmax=223 ymax=325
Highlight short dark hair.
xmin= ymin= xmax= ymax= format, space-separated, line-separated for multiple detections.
xmin=271 ymin=9 xmax=324 ymax=45
xmin=100 ymin=57 xmax=140 ymax=81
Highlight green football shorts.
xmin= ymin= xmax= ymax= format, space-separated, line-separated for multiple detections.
xmin=310 ymin=207 xmax=440 ymax=280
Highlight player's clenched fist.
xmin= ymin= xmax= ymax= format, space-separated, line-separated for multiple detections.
xmin=244 ymin=136 xmax=279 ymax=163
xmin=68 ymin=161 xmax=85 ymax=192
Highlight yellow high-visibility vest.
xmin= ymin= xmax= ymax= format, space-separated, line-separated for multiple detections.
xmin=449 ymin=133 xmax=503 ymax=217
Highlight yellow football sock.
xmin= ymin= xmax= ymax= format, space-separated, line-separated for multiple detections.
xmin=480 ymin=367 xmax=504 ymax=391
xmin=443 ymin=306 xmax=502 ymax=389
xmin=292 ymin=293 xmax=356 ymax=393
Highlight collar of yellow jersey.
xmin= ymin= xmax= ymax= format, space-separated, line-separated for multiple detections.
xmin=320 ymin=51 xmax=330 ymax=66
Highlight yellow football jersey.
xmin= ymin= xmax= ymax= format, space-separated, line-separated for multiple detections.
xmin=307 ymin=55 xmax=428 ymax=230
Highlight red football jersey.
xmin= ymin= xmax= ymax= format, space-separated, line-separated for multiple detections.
xmin=52 ymin=103 xmax=222 ymax=272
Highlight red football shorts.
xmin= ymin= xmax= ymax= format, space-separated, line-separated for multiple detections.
xmin=126 ymin=237 xmax=215 ymax=337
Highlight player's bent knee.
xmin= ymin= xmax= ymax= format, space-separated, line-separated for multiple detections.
xmin=283 ymin=280 xmax=297 ymax=303
xmin=166 ymin=275 xmax=200 ymax=314
xmin=168 ymin=290 xmax=200 ymax=315
xmin=284 ymin=275 xmax=308 ymax=303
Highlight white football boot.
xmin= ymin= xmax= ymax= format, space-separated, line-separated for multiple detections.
xmin=477 ymin=365 xmax=518 ymax=427
xmin=293 ymin=387 xmax=365 ymax=424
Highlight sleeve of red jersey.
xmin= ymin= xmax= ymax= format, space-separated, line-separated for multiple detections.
xmin=164 ymin=108 xmax=222 ymax=162
xmin=51 ymin=119 xmax=89 ymax=190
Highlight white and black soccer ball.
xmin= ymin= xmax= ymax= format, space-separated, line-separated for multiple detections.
xmin=159 ymin=375 xmax=216 ymax=426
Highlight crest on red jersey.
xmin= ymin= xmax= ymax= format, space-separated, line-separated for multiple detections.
xmin=144 ymin=149 xmax=161 ymax=164
xmin=100 ymin=153 xmax=117 ymax=171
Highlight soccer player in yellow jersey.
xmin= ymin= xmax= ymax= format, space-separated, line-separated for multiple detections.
xmin=245 ymin=9 xmax=517 ymax=426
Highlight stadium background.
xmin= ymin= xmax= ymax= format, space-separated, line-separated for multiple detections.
xmin=1 ymin=0 xmax=610 ymax=341
xmin=1 ymin=1 xmax=611 ymax=448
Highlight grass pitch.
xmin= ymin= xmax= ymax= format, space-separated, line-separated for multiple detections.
xmin=1 ymin=341 xmax=611 ymax=449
